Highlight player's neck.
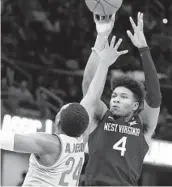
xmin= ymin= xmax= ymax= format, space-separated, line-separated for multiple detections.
xmin=113 ymin=112 xmax=134 ymax=122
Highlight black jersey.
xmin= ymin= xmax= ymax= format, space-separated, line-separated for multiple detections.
xmin=85 ymin=110 xmax=149 ymax=186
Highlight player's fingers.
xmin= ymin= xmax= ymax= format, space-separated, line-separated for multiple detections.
xmin=138 ymin=12 xmax=143 ymax=31
xmin=141 ymin=12 xmax=144 ymax=20
xmin=129 ymin=17 xmax=137 ymax=31
xmin=93 ymin=13 xmax=98 ymax=23
xmin=100 ymin=15 xmax=106 ymax=21
xmin=111 ymin=13 xmax=116 ymax=22
xmin=139 ymin=12 xmax=142 ymax=21
xmin=138 ymin=12 xmax=142 ymax=28
xmin=93 ymin=13 xmax=96 ymax=22
xmin=110 ymin=36 xmax=116 ymax=48
xmin=114 ymin=38 xmax=122 ymax=50
xmin=126 ymin=30 xmax=133 ymax=40
xmin=140 ymin=13 xmax=144 ymax=30
xmin=118 ymin=50 xmax=128 ymax=56
xmin=137 ymin=12 xmax=140 ymax=25
xmin=105 ymin=39 xmax=109 ymax=48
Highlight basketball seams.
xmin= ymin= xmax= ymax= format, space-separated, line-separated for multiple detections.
xmin=98 ymin=1 xmax=107 ymax=16
xmin=103 ymin=0 xmax=118 ymax=9
xmin=88 ymin=0 xmax=107 ymax=16
xmin=93 ymin=0 xmax=101 ymax=12
xmin=86 ymin=0 xmax=122 ymax=15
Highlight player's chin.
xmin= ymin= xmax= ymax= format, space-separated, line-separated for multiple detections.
xmin=111 ymin=108 xmax=122 ymax=116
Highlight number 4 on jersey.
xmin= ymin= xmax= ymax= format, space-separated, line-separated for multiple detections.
xmin=113 ymin=136 xmax=127 ymax=156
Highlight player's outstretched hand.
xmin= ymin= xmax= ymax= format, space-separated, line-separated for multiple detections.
xmin=93 ymin=36 xmax=128 ymax=67
xmin=94 ymin=13 xmax=115 ymax=37
xmin=127 ymin=12 xmax=147 ymax=48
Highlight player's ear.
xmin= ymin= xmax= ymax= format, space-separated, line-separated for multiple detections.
xmin=133 ymin=102 xmax=139 ymax=111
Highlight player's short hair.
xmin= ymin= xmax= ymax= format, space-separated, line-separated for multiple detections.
xmin=59 ymin=103 xmax=89 ymax=137
xmin=111 ymin=76 xmax=145 ymax=112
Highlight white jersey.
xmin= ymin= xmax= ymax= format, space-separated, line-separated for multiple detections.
xmin=22 ymin=134 xmax=85 ymax=187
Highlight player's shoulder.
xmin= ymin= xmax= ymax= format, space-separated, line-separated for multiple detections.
xmin=36 ymin=132 xmax=59 ymax=141
xmin=37 ymin=133 xmax=62 ymax=149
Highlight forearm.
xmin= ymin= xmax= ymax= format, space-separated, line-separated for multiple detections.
xmin=139 ymin=47 xmax=161 ymax=108
xmin=82 ymin=35 xmax=107 ymax=96
xmin=86 ymin=62 xmax=109 ymax=102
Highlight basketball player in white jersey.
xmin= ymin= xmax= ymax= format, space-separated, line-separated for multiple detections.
xmin=0 ymin=102 xmax=89 ymax=186
xmin=0 ymin=74 xmax=109 ymax=187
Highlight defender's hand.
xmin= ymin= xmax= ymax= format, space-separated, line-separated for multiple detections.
xmin=94 ymin=14 xmax=115 ymax=37
xmin=127 ymin=12 xmax=147 ymax=48
xmin=93 ymin=36 xmax=128 ymax=67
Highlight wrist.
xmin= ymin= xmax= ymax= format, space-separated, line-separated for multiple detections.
xmin=138 ymin=43 xmax=148 ymax=48
xmin=94 ymin=35 xmax=108 ymax=51
xmin=139 ymin=46 xmax=149 ymax=53
xmin=97 ymin=33 xmax=108 ymax=39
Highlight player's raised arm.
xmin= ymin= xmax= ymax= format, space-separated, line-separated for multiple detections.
xmin=0 ymin=131 xmax=60 ymax=154
xmin=82 ymin=14 xmax=115 ymax=97
xmin=127 ymin=12 xmax=161 ymax=144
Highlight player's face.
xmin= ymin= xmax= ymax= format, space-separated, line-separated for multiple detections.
xmin=110 ymin=87 xmax=139 ymax=117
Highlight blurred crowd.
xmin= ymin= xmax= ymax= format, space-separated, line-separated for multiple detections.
xmin=1 ymin=0 xmax=172 ymax=141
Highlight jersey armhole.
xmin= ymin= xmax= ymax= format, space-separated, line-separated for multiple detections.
xmin=137 ymin=116 xmax=149 ymax=149
xmin=88 ymin=110 xmax=109 ymax=138
xmin=52 ymin=134 xmax=63 ymax=165
xmin=100 ymin=110 xmax=111 ymax=122
xmin=138 ymin=115 xmax=148 ymax=134
xmin=33 ymin=134 xmax=63 ymax=168
xmin=95 ymin=109 xmax=110 ymax=126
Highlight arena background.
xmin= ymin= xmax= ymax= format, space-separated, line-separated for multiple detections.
xmin=1 ymin=0 xmax=172 ymax=186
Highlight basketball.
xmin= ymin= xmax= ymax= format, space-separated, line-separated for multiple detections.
xmin=85 ymin=0 xmax=123 ymax=16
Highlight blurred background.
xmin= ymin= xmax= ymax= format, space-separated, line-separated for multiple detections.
xmin=1 ymin=0 xmax=172 ymax=186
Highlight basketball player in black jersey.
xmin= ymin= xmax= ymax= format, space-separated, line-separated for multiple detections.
xmin=82 ymin=12 xmax=161 ymax=186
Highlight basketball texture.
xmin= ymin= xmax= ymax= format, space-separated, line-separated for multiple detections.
xmin=85 ymin=0 xmax=123 ymax=16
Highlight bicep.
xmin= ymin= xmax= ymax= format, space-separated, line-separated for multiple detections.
xmin=14 ymin=133 xmax=59 ymax=154
xmin=139 ymin=100 xmax=160 ymax=143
